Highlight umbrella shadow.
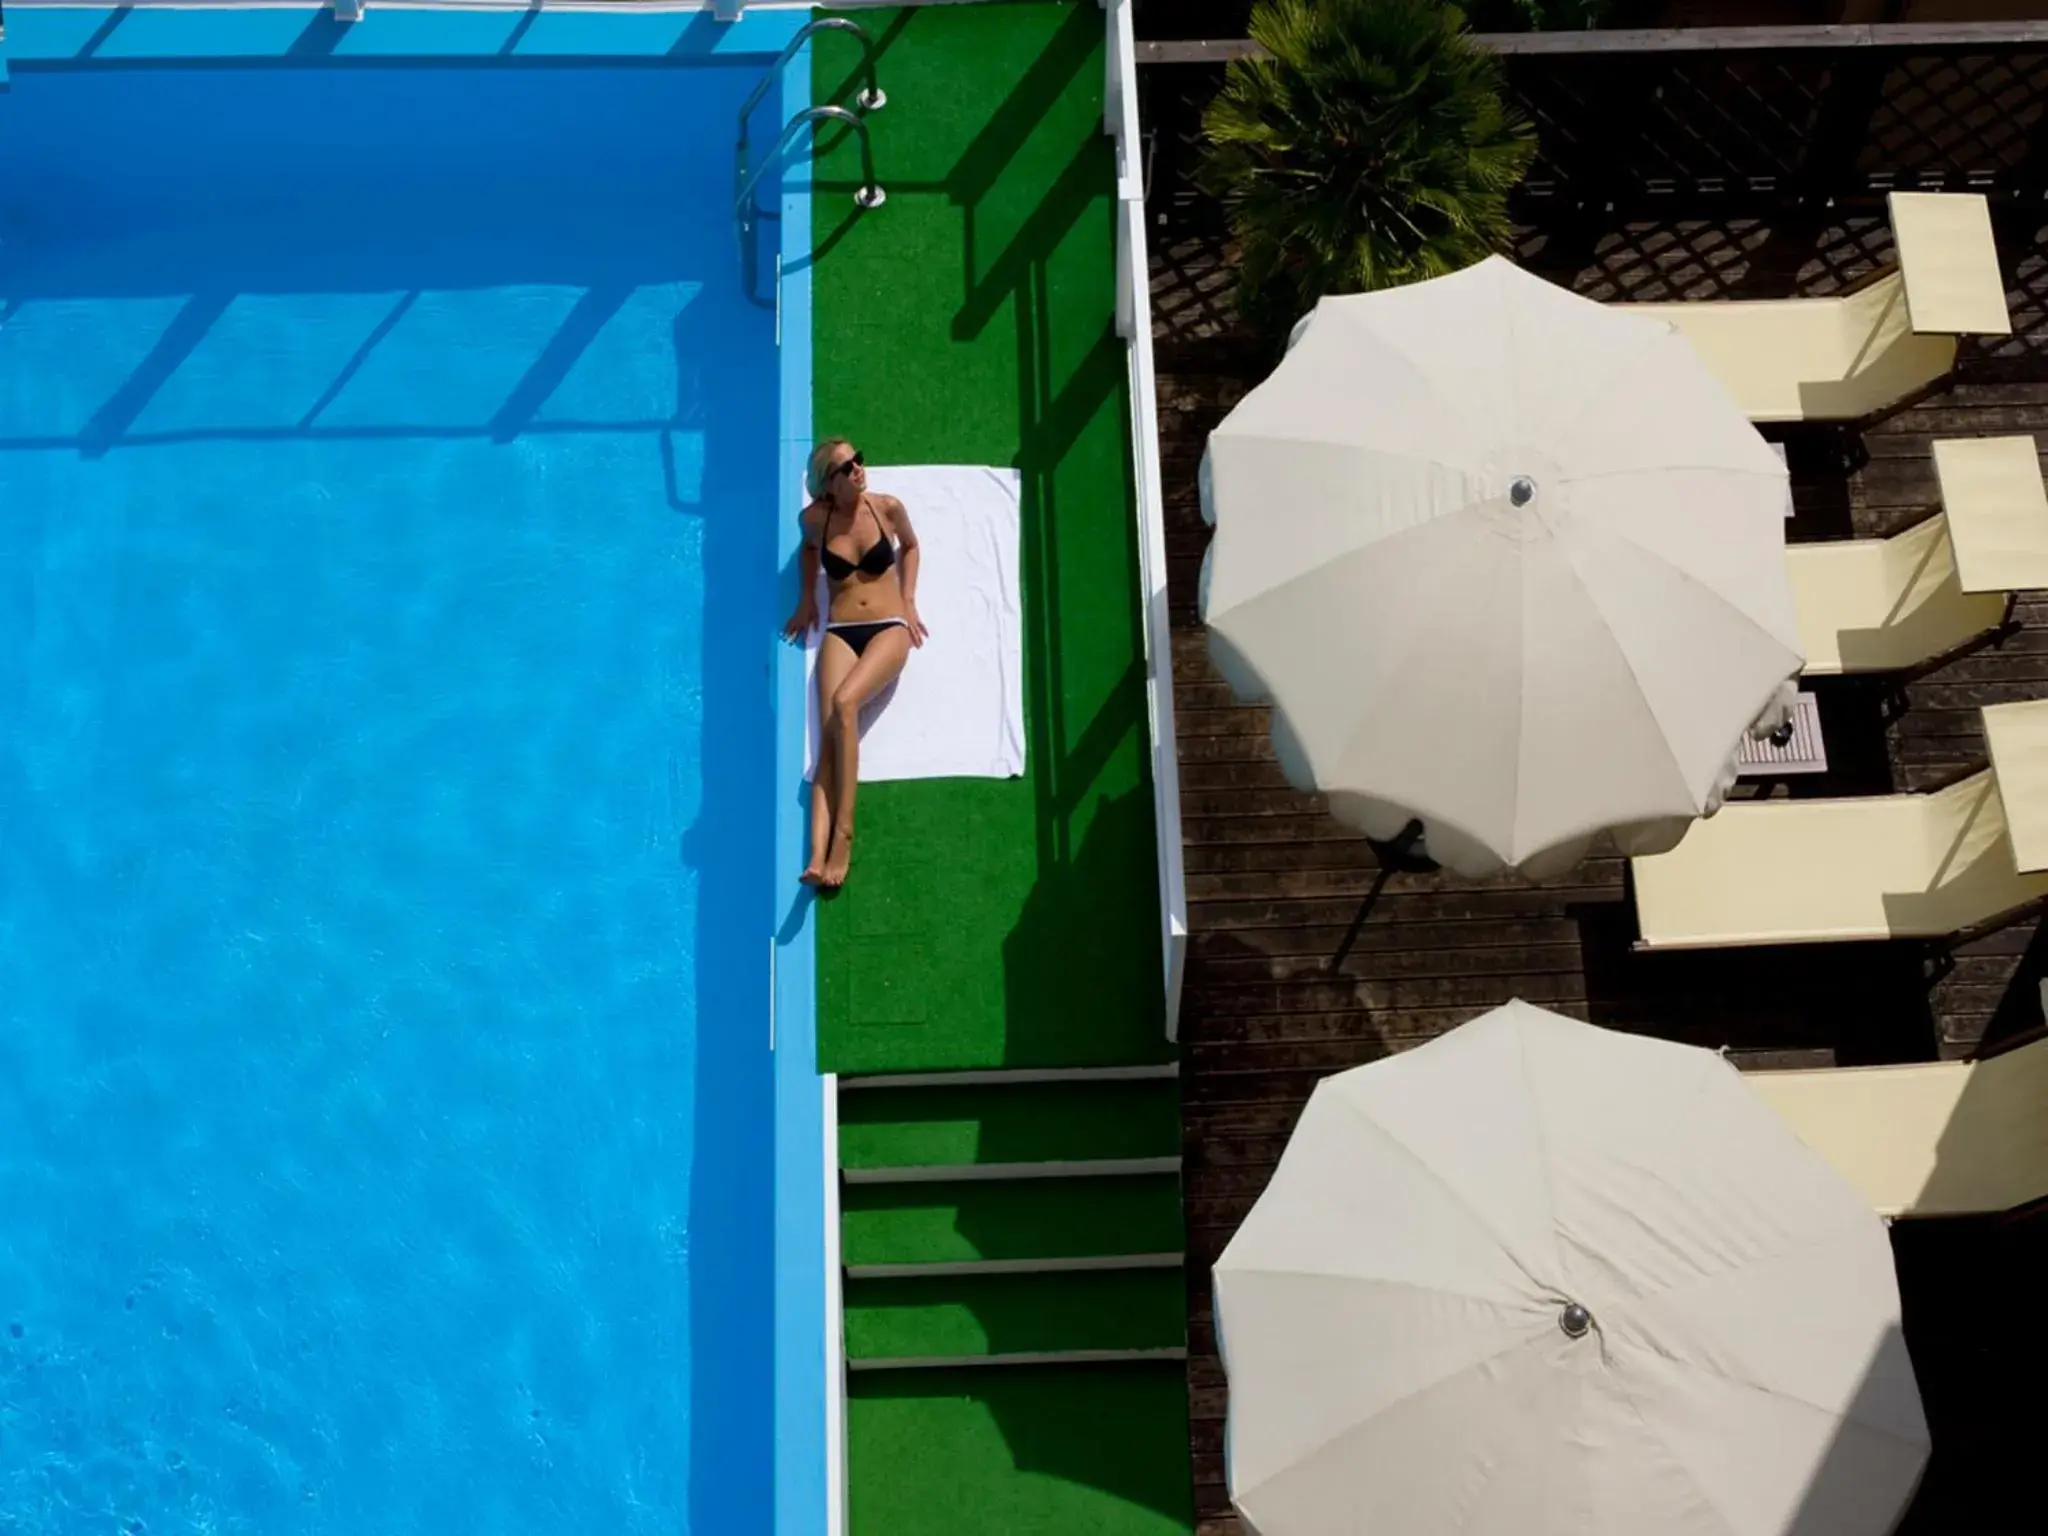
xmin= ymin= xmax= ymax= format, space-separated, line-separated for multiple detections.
xmin=1786 ymin=1025 xmax=2048 ymax=1532
xmin=1572 ymin=897 xmax=1940 ymax=1066
xmin=1886 ymin=1199 xmax=2048 ymax=1530
xmin=1326 ymin=819 xmax=1437 ymax=975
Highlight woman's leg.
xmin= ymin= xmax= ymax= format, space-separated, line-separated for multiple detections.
xmin=820 ymin=624 xmax=914 ymax=887
xmin=804 ymin=632 xmax=858 ymax=884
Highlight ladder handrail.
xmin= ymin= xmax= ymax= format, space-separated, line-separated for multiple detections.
xmin=732 ymin=20 xmax=887 ymax=304
xmin=737 ymin=16 xmax=884 ymax=153
xmin=736 ymin=105 xmax=885 ymax=233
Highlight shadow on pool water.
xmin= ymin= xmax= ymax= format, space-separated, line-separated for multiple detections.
xmin=0 ymin=52 xmax=779 ymax=1535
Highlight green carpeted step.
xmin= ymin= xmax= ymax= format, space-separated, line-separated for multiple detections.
xmin=841 ymin=1175 xmax=1184 ymax=1268
xmin=848 ymin=1363 xmax=1195 ymax=1535
xmin=839 ymin=1078 xmax=1181 ymax=1172
xmin=843 ymin=1063 xmax=1177 ymax=1088
xmin=844 ymin=1268 xmax=1186 ymax=1364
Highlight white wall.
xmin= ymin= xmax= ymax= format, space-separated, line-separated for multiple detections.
xmin=1104 ymin=0 xmax=1187 ymax=1040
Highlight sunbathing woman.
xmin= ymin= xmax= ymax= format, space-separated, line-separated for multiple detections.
xmin=783 ymin=438 xmax=927 ymax=889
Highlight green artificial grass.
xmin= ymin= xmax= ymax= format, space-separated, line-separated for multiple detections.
xmin=811 ymin=2 xmax=1169 ymax=1073
xmin=814 ymin=9 xmax=1196 ymax=1531
xmin=841 ymin=1174 xmax=1186 ymax=1268
xmin=848 ymin=1365 xmax=1197 ymax=1536
xmin=844 ymin=1268 xmax=1187 ymax=1360
xmin=838 ymin=1079 xmax=1182 ymax=1169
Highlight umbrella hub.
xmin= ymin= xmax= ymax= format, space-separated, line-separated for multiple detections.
xmin=1559 ymin=1300 xmax=1594 ymax=1339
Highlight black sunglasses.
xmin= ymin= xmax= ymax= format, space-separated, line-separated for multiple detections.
xmin=831 ymin=451 xmax=865 ymax=481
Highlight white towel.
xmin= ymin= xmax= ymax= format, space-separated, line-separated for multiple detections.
xmin=805 ymin=465 xmax=1026 ymax=783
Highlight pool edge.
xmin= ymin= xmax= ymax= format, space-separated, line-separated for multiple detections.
xmin=0 ymin=4 xmax=805 ymax=61
xmin=769 ymin=25 xmax=835 ymax=1536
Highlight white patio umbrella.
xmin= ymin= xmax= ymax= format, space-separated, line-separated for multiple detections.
xmin=1200 ymin=255 xmax=1804 ymax=878
xmin=1215 ymin=1001 xmax=1929 ymax=1536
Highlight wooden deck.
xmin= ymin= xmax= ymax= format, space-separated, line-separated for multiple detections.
xmin=1157 ymin=205 xmax=2048 ymax=1534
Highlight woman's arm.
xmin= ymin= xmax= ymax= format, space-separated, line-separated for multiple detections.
xmin=784 ymin=502 xmax=824 ymax=641
xmin=882 ymin=495 xmax=927 ymax=644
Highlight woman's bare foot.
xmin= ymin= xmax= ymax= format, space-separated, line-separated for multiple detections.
xmin=802 ymin=798 xmax=833 ymax=886
xmin=819 ymin=827 xmax=854 ymax=890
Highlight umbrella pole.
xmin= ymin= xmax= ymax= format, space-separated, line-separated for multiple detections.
xmin=1328 ymin=819 xmax=1435 ymax=975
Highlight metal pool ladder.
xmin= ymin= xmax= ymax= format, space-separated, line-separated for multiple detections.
xmin=734 ymin=18 xmax=887 ymax=301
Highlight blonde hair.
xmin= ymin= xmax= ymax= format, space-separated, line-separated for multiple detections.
xmin=806 ymin=437 xmax=854 ymax=500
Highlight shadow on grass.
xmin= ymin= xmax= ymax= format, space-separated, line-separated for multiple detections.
xmin=807 ymin=7 xmax=1195 ymax=1529
xmin=816 ymin=6 xmax=918 ymax=115
xmin=809 ymin=5 xmax=1162 ymax=1068
xmin=845 ymin=784 xmax=1186 ymax=1523
xmin=995 ymin=755 xmax=1165 ymax=1066
xmin=846 ymin=1362 xmax=1196 ymax=1536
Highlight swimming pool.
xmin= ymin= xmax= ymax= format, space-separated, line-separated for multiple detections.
xmin=0 ymin=8 xmax=822 ymax=1532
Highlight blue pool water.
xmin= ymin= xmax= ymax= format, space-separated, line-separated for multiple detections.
xmin=0 ymin=36 xmax=784 ymax=1535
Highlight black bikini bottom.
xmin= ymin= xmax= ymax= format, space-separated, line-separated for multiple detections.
xmin=825 ymin=618 xmax=907 ymax=658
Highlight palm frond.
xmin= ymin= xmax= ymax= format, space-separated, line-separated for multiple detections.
xmin=1198 ymin=0 xmax=1539 ymax=336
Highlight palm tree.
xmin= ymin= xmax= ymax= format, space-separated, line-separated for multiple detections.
xmin=1199 ymin=0 xmax=1538 ymax=335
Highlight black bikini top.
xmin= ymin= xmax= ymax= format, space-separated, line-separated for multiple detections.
xmin=820 ymin=510 xmax=897 ymax=583
xmin=821 ymin=538 xmax=895 ymax=583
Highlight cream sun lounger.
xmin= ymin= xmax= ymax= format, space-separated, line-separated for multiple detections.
xmin=1612 ymin=193 xmax=2012 ymax=423
xmin=1787 ymin=514 xmax=2008 ymax=675
xmin=1787 ymin=436 xmax=2047 ymax=673
xmin=1746 ymin=1036 xmax=2048 ymax=1216
xmin=1632 ymin=701 xmax=2048 ymax=949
